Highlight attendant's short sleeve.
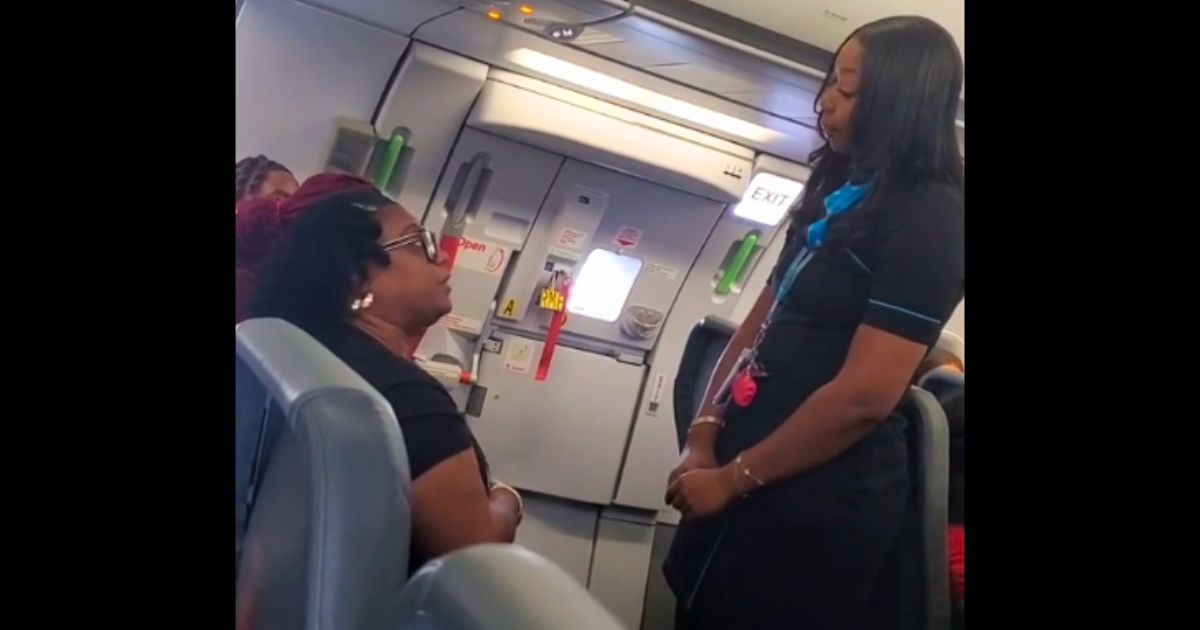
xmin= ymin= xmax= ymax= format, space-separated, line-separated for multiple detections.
xmin=380 ymin=382 xmax=477 ymax=481
xmin=863 ymin=190 xmax=964 ymax=346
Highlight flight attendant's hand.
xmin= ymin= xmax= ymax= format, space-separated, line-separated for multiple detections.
xmin=664 ymin=466 xmax=739 ymax=518
xmin=668 ymin=446 xmax=717 ymax=486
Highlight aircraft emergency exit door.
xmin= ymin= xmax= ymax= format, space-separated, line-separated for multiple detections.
xmin=469 ymin=159 xmax=726 ymax=504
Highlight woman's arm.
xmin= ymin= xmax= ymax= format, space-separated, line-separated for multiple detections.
xmin=666 ymin=325 xmax=927 ymax=514
xmin=410 ymin=448 xmax=520 ymax=558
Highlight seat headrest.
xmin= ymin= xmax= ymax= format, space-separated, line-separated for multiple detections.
xmin=673 ymin=316 xmax=736 ymax=449
xmin=396 ymin=544 xmax=625 ymax=629
xmin=236 ymin=318 xmax=388 ymax=417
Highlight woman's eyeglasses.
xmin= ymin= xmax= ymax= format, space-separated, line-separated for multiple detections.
xmin=381 ymin=228 xmax=439 ymax=263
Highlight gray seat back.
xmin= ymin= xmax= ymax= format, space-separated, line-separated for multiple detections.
xmin=902 ymin=387 xmax=952 ymax=630
xmin=235 ymin=318 xmax=413 ymax=630
xmin=396 ymin=544 xmax=627 ymax=629
xmin=672 ymin=316 xmax=736 ymax=449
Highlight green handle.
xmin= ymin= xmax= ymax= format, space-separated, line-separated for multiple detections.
xmin=373 ymin=132 xmax=407 ymax=191
xmin=716 ymin=233 xmax=759 ymax=295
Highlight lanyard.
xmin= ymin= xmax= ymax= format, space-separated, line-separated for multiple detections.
xmin=774 ymin=247 xmax=815 ymax=307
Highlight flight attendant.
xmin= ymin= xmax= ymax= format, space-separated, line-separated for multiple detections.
xmin=663 ymin=15 xmax=965 ymax=630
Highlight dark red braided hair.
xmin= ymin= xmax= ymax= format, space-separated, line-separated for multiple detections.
xmin=235 ymin=173 xmax=376 ymax=323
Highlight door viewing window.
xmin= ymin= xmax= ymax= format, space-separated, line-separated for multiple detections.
xmin=567 ymin=249 xmax=642 ymax=322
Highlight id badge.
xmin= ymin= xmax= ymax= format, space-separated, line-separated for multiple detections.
xmin=712 ymin=347 xmax=755 ymax=406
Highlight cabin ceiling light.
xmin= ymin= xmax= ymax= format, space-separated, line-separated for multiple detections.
xmin=507 ymin=48 xmax=780 ymax=143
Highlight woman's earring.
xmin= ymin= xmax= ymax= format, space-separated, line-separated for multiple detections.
xmin=350 ymin=292 xmax=375 ymax=312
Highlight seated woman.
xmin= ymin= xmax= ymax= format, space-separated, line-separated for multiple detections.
xmin=236 ymin=155 xmax=299 ymax=202
xmin=245 ymin=175 xmax=522 ymax=569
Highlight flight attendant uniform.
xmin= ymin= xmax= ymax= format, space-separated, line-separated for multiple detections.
xmin=664 ymin=181 xmax=964 ymax=630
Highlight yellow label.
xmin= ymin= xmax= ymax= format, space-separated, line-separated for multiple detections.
xmin=539 ymin=288 xmax=565 ymax=312
xmin=502 ymin=299 xmax=518 ymax=317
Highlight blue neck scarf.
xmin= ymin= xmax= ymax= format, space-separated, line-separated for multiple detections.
xmin=805 ymin=180 xmax=873 ymax=250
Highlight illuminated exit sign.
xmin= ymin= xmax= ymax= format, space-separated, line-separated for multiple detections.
xmin=733 ymin=172 xmax=805 ymax=227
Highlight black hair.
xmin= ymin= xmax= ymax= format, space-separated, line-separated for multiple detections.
xmin=248 ymin=196 xmax=390 ymax=341
xmin=236 ymin=155 xmax=293 ymax=202
xmin=793 ymin=16 xmax=964 ymax=255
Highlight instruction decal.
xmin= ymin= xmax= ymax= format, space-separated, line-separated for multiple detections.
xmin=483 ymin=338 xmax=503 ymax=354
xmin=453 ymin=237 xmax=506 ymax=276
xmin=556 ymin=227 xmax=589 ymax=250
xmin=501 ymin=299 xmax=518 ymax=318
xmin=504 ymin=337 xmax=535 ymax=374
xmin=441 ymin=313 xmax=483 ymax=335
xmin=612 ymin=225 xmax=643 ymax=250
xmin=644 ymin=261 xmax=678 ymax=280
xmin=647 ymin=372 xmax=667 ymax=416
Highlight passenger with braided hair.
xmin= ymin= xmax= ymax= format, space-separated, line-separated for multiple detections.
xmin=235 ymin=155 xmax=298 ymax=202
xmin=245 ymin=175 xmax=522 ymax=573
xmin=235 ymin=173 xmax=376 ymax=323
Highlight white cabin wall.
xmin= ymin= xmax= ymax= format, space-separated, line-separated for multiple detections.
xmin=235 ymin=0 xmax=409 ymax=179
xmin=946 ymin=300 xmax=965 ymax=362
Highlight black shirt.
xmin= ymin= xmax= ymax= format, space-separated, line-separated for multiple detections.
xmin=719 ymin=181 xmax=965 ymax=461
xmin=322 ymin=324 xmax=488 ymax=485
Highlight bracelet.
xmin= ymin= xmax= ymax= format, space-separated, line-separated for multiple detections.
xmin=734 ymin=453 xmax=765 ymax=495
xmin=688 ymin=415 xmax=725 ymax=433
xmin=490 ymin=480 xmax=524 ymax=518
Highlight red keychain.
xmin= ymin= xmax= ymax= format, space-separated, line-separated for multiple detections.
xmin=732 ymin=370 xmax=758 ymax=407
xmin=731 ymin=360 xmax=767 ymax=407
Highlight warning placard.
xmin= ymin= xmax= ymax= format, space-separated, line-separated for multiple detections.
xmin=647 ymin=372 xmax=667 ymax=416
xmin=556 ymin=227 xmax=589 ymax=250
xmin=453 ymin=237 xmax=506 ymax=276
xmin=539 ymin=287 xmax=566 ymax=312
xmin=441 ymin=313 xmax=483 ymax=335
xmin=612 ymin=225 xmax=643 ymax=250
xmin=504 ymin=337 xmax=535 ymax=374
xmin=644 ymin=261 xmax=678 ymax=280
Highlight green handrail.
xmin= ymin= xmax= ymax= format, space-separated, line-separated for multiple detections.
xmin=373 ymin=131 xmax=407 ymax=191
xmin=716 ymin=233 xmax=759 ymax=295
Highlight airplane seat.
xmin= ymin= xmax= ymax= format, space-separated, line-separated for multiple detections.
xmin=672 ymin=316 xmax=737 ymax=450
xmin=917 ymin=367 xmax=964 ymax=405
xmin=236 ymin=356 xmax=288 ymax=566
xmin=236 ymin=356 xmax=267 ymax=543
xmin=235 ymin=318 xmax=413 ymax=630
xmin=396 ymin=544 xmax=626 ymax=629
xmin=869 ymin=388 xmax=952 ymax=630
xmin=905 ymin=387 xmax=953 ymax=630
